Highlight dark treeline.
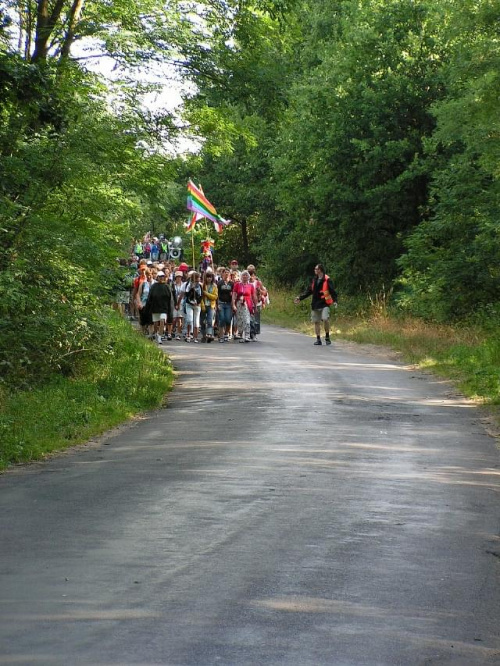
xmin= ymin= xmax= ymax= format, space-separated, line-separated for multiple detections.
xmin=185 ymin=0 xmax=499 ymax=322
xmin=1 ymin=1 xmax=499 ymax=390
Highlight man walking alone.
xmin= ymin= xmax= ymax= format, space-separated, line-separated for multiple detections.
xmin=294 ymin=264 xmax=337 ymax=345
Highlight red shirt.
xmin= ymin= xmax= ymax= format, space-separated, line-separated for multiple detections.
xmin=233 ymin=282 xmax=255 ymax=313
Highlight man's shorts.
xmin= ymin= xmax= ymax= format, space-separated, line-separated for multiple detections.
xmin=152 ymin=313 xmax=167 ymax=323
xmin=311 ymin=307 xmax=330 ymax=323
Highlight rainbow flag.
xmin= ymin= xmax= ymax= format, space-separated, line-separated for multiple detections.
xmin=187 ymin=180 xmax=230 ymax=231
xmin=213 ymin=216 xmax=230 ymax=233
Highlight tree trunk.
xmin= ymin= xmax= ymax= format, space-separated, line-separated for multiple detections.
xmin=60 ymin=0 xmax=85 ymax=61
xmin=31 ymin=0 xmax=66 ymax=63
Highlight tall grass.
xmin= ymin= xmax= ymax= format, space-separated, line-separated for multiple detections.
xmin=0 ymin=312 xmax=173 ymax=469
xmin=262 ymin=287 xmax=500 ymax=410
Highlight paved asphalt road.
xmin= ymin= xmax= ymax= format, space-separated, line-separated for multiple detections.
xmin=1 ymin=326 xmax=499 ymax=665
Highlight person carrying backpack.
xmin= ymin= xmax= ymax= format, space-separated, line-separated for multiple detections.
xmin=294 ymin=264 xmax=338 ymax=346
xmin=179 ymin=271 xmax=202 ymax=342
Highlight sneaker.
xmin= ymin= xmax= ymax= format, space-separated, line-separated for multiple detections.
xmin=325 ymin=338 xmax=332 ymax=345
xmin=219 ymin=338 xmax=225 ymax=343
xmin=193 ymin=339 xmax=199 ymax=344
xmin=185 ymin=336 xmax=190 ymax=343
xmin=224 ymin=335 xmax=229 ymax=342
xmin=156 ymin=334 xmax=163 ymax=344
xmin=167 ymin=334 xmax=172 ymax=341
xmin=207 ymin=336 xmax=213 ymax=343
xmin=313 ymin=339 xmax=322 ymax=345
xmin=239 ymin=338 xmax=246 ymax=344
xmin=244 ymin=338 xmax=250 ymax=343
xmin=175 ymin=335 xmax=181 ymax=341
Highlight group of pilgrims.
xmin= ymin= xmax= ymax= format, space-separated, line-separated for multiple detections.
xmin=120 ymin=256 xmax=269 ymax=345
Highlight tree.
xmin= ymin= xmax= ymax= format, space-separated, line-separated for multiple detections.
xmin=0 ymin=1 xmax=195 ymax=387
xmin=398 ymin=0 xmax=500 ymax=320
xmin=179 ymin=1 xmax=299 ymax=264
xmin=267 ymin=0 xmax=448 ymax=291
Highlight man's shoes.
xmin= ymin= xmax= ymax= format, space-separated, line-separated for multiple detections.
xmin=156 ymin=334 xmax=163 ymax=344
xmin=313 ymin=339 xmax=322 ymax=345
xmin=325 ymin=338 xmax=332 ymax=345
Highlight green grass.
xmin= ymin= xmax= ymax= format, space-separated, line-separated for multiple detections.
xmin=263 ymin=287 xmax=500 ymax=414
xmin=0 ymin=314 xmax=173 ymax=470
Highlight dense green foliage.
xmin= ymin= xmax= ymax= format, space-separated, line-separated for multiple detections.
xmin=397 ymin=0 xmax=500 ymax=320
xmin=0 ymin=2 xmax=187 ymax=389
xmin=183 ymin=0 xmax=499 ymax=322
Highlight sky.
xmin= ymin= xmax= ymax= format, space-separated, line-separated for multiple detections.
xmin=73 ymin=38 xmax=200 ymax=154
xmin=5 ymin=6 xmax=200 ymax=154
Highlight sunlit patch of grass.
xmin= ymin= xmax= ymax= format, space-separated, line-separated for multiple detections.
xmin=0 ymin=313 xmax=173 ymax=470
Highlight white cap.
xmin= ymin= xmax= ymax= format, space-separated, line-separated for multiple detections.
xmin=157 ymin=271 xmax=165 ymax=277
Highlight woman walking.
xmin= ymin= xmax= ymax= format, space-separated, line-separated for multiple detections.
xmin=232 ymin=270 xmax=257 ymax=343
xmin=172 ymin=270 xmax=185 ymax=340
xmin=201 ymin=271 xmax=218 ymax=342
xmin=217 ymin=268 xmax=233 ymax=342
xmin=181 ymin=271 xmax=202 ymax=342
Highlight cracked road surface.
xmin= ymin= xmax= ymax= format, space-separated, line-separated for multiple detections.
xmin=1 ymin=326 xmax=499 ymax=665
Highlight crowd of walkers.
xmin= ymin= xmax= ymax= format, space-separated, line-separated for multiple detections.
xmin=115 ymin=256 xmax=269 ymax=345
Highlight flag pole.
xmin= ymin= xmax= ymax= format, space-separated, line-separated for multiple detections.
xmin=191 ymin=227 xmax=195 ymax=269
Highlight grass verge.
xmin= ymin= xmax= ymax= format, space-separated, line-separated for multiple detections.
xmin=0 ymin=313 xmax=173 ymax=470
xmin=263 ymin=287 xmax=500 ymax=418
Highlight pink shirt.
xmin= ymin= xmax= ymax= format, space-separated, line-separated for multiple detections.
xmin=233 ymin=282 xmax=255 ymax=313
